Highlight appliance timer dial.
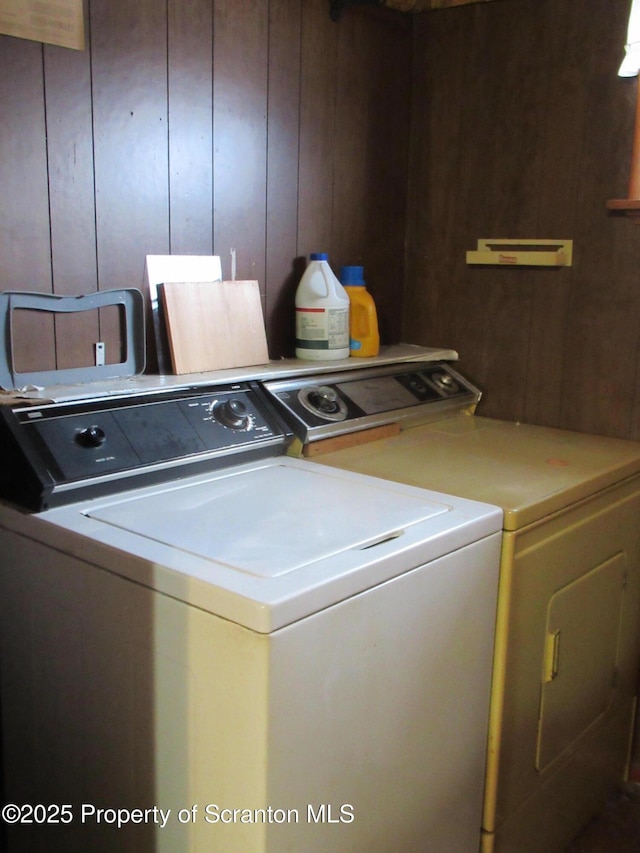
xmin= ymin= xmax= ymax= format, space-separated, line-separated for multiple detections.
xmin=431 ymin=371 xmax=459 ymax=394
xmin=213 ymin=399 xmax=251 ymax=430
xmin=298 ymin=385 xmax=348 ymax=421
xmin=76 ymin=425 xmax=107 ymax=448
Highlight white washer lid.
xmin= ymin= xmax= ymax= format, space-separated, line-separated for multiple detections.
xmin=85 ymin=463 xmax=448 ymax=577
xmin=36 ymin=457 xmax=501 ymax=631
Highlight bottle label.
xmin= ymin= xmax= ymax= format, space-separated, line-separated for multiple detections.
xmin=296 ymin=307 xmax=348 ymax=350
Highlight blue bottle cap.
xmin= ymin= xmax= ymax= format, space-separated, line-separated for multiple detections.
xmin=310 ymin=252 xmax=329 ymax=261
xmin=339 ymin=265 xmax=365 ymax=286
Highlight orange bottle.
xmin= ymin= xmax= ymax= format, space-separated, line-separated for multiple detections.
xmin=340 ymin=266 xmax=380 ymax=357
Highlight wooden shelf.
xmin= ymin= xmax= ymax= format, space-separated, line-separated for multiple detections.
xmin=466 ymin=239 xmax=573 ymax=267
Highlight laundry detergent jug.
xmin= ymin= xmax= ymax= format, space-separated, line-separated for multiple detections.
xmin=295 ymin=253 xmax=350 ymax=360
xmin=340 ymin=265 xmax=379 ymax=357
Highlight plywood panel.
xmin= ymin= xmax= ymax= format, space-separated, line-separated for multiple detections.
xmin=161 ymin=280 xmax=269 ymax=373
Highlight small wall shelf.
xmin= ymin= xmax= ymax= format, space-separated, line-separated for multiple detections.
xmin=466 ymin=239 xmax=573 ymax=267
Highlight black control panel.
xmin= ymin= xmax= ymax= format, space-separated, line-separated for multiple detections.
xmin=0 ymin=381 xmax=292 ymax=511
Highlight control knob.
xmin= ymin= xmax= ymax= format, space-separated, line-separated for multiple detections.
xmin=432 ymin=371 xmax=459 ymax=394
xmin=213 ymin=398 xmax=251 ymax=430
xmin=309 ymin=385 xmax=340 ymax=414
xmin=76 ymin=425 xmax=106 ymax=448
xmin=298 ymin=384 xmax=348 ymax=421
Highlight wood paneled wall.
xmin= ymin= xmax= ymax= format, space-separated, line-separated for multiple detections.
xmin=405 ymin=0 xmax=640 ymax=440
xmin=3 ymin=0 xmax=640 ymax=443
xmin=0 ymin=0 xmax=411 ymax=373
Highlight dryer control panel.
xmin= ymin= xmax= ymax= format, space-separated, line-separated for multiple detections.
xmin=0 ymin=381 xmax=291 ymax=510
xmin=263 ymin=361 xmax=480 ymax=443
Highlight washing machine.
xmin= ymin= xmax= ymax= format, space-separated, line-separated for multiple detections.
xmin=263 ymin=361 xmax=640 ymax=853
xmin=0 ymin=373 xmax=502 ymax=852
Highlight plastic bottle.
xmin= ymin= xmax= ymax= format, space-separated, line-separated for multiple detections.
xmin=295 ymin=253 xmax=350 ymax=360
xmin=340 ymin=265 xmax=380 ymax=357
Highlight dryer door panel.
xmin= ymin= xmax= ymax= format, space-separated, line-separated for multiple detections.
xmin=484 ymin=476 xmax=640 ymax=839
xmin=536 ymin=552 xmax=626 ymax=770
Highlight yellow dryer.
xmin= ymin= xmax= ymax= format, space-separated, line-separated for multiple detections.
xmin=317 ymin=414 xmax=640 ymax=853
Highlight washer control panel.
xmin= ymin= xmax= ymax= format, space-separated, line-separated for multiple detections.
xmin=0 ymin=381 xmax=291 ymax=510
xmin=263 ymin=361 xmax=480 ymax=443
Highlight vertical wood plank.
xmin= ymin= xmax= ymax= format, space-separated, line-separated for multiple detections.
xmin=44 ymin=33 xmax=99 ymax=370
xmin=407 ymin=5 xmax=497 ymax=392
xmin=265 ymin=0 xmax=302 ymax=358
xmin=367 ymin=10 xmax=411 ymax=345
xmin=297 ymin=0 xmax=339 ymax=258
xmin=212 ymin=0 xmax=269 ymax=285
xmin=332 ymin=9 xmax=371 ymax=264
xmin=331 ymin=8 xmax=410 ymax=344
xmin=404 ymin=9 xmax=471 ymax=353
xmin=168 ymin=0 xmax=214 ymax=255
xmin=469 ymin=0 xmax=549 ymax=422
xmin=521 ymin=0 xmax=593 ymax=427
xmin=0 ymin=35 xmax=54 ymax=374
xmin=44 ymin=44 xmax=96 ymax=295
xmin=559 ymin=0 xmax=640 ymax=437
xmin=90 ymin=0 xmax=170 ymax=364
xmin=0 ymin=38 xmax=50 ymax=290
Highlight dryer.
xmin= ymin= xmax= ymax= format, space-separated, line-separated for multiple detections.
xmin=264 ymin=361 xmax=640 ymax=853
xmin=0 ymin=373 xmax=501 ymax=852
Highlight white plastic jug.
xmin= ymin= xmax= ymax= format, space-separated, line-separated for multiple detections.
xmin=295 ymin=253 xmax=350 ymax=360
